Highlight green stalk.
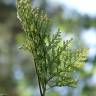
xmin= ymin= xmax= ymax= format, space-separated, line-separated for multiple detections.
xmin=34 ymin=60 xmax=43 ymax=96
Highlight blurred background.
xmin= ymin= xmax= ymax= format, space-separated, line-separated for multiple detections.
xmin=0 ymin=0 xmax=96 ymax=96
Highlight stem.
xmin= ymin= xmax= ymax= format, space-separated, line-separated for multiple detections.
xmin=43 ymin=86 xmax=46 ymax=96
xmin=34 ymin=60 xmax=43 ymax=96
xmin=42 ymin=85 xmax=46 ymax=96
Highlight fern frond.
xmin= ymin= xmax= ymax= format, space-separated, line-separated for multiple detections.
xmin=16 ymin=0 xmax=88 ymax=95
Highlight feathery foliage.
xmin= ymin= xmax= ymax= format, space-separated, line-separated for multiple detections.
xmin=16 ymin=0 xmax=88 ymax=96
